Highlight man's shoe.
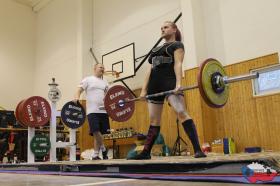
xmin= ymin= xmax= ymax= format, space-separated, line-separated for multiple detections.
xmin=194 ymin=151 xmax=207 ymax=158
xmin=102 ymin=149 xmax=108 ymax=160
xmin=127 ymin=151 xmax=151 ymax=160
xmin=92 ymin=156 xmax=101 ymax=160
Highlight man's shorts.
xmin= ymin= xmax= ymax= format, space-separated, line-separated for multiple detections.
xmin=87 ymin=113 xmax=110 ymax=136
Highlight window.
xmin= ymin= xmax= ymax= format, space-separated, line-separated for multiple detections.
xmin=251 ymin=64 xmax=280 ymax=96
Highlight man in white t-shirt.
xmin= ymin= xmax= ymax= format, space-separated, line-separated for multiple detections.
xmin=74 ymin=63 xmax=110 ymax=160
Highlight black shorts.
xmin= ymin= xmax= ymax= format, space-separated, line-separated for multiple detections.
xmin=87 ymin=113 xmax=110 ymax=136
xmin=147 ymin=76 xmax=177 ymax=104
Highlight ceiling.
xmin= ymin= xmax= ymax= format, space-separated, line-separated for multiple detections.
xmin=13 ymin=0 xmax=52 ymax=12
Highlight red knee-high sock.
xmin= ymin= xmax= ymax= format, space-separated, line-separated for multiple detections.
xmin=143 ymin=125 xmax=160 ymax=154
xmin=182 ymin=119 xmax=202 ymax=153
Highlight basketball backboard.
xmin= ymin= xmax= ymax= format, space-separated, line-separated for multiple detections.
xmin=102 ymin=43 xmax=135 ymax=83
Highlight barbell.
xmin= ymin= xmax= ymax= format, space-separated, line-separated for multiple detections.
xmin=102 ymin=58 xmax=259 ymax=122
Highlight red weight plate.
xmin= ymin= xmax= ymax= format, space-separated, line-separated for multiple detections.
xmin=18 ymin=96 xmax=51 ymax=127
xmin=18 ymin=101 xmax=29 ymax=127
xmin=104 ymin=85 xmax=135 ymax=122
xmin=15 ymin=99 xmax=28 ymax=128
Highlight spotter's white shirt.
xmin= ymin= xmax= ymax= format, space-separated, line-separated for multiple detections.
xmin=78 ymin=75 xmax=109 ymax=114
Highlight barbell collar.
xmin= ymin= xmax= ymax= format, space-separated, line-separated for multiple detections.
xmin=223 ymin=72 xmax=259 ymax=84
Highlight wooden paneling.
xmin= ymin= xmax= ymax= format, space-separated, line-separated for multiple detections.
xmin=255 ymin=95 xmax=280 ymax=151
xmin=183 ymin=69 xmax=205 ymax=153
xmin=78 ymin=53 xmax=280 ymax=154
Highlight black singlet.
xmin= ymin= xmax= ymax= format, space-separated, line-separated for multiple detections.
xmin=147 ymin=41 xmax=184 ymax=104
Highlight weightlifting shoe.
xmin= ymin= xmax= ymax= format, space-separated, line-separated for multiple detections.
xmin=194 ymin=150 xmax=207 ymax=158
xmin=127 ymin=151 xmax=151 ymax=160
xmin=102 ymin=149 xmax=108 ymax=160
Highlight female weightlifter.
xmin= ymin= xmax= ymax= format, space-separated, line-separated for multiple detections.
xmin=129 ymin=21 xmax=206 ymax=160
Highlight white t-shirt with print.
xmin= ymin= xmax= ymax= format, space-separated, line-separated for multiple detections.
xmin=78 ymin=75 xmax=109 ymax=114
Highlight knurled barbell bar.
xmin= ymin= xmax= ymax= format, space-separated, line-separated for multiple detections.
xmin=101 ymin=58 xmax=259 ymax=122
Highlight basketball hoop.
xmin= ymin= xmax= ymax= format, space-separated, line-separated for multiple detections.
xmin=103 ymin=70 xmax=121 ymax=84
xmin=104 ymin=71 xmax=120 ymax=78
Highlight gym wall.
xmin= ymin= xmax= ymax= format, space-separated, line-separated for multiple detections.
xmin=207 ymin=0 xmax=280 ymax=64
xmin=3 ymin=0 xmax=280 ymax=110
xmin=91 ymin=0 xmax=183 ymax=90
xmin=89 ymin=0 xmax=280 ymax=89
xmin=32 ymin=0 xmax=84 ymax=109
xmin=0 ymin=0 xmax=35 ymax=110
xmin=32 ymin=0 xmax=184 ymax=108
xmin=184 ymin=0 xmax=280 ymax=67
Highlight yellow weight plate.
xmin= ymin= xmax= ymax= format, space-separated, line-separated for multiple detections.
xmin=198 ymin=58 xmax=229 ymax=108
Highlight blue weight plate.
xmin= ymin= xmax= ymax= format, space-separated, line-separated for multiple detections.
xmin=61 ymin=101 xmax=86 ymax=129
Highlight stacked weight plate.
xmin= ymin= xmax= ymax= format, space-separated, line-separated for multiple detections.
xmin=15 ymin=96 xmax=51 ymax=128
